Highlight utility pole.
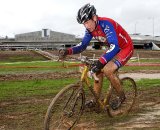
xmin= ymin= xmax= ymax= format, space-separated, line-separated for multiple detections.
xmin=152 ymin=17 xmax=154 ymax=41
xmin=135 ymin=22 xmax=137 ymax=34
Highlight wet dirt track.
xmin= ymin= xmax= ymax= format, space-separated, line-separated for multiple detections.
xmin=0 ymin=50 xmax=160 ymax=130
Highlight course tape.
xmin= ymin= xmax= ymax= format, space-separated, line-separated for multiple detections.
xmin=125 ymin=63 xmax=160 ymax=66
xmin=0 ymin=63 xmax=160 ymax=69
xmin=0 ymin=64 xmax=84 ymax=68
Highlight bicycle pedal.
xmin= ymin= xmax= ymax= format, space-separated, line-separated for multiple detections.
xmin=109 ymin=98 xmax=122 ymax=110
xmin=85 ymin=100 xmax=96 ymax=108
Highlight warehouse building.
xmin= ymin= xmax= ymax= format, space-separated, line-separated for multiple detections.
xmin=0 ymin=29 xmax=160 ymax=50
xmin=90 ymin=34 xmax=160 ymax=50
xmin=0 ymin=29 xmax=77 ymax=50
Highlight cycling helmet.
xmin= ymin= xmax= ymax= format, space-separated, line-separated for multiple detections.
xmin=77 ymin=3 xmax=96 ymax=24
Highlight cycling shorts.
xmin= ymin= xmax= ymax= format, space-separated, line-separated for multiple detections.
xmin=113 ymin=43 xmax=134 ymax=68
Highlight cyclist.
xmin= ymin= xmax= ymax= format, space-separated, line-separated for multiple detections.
xmin=59 ymin=3 xmax=134 ymax=110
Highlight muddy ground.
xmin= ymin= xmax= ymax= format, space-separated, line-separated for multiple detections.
xmin=0 ymin=70 xmax=160 ymax=81
xmin=0 ymin=71 xmax=159 ymax=130
xmin=0 ymin=50 xmax=160 ymax=130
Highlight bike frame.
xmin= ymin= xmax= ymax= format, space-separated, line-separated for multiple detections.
xmin=80 ymin=65 xmax=90 ymax=86
xmin=80 ymin=65 xmax=110 ymax=109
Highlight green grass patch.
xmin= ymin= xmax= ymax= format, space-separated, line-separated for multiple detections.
xmin=0 ymin=50 xmax=47 ymax=63
xmin=136 ymin=79 xmax=160 ymax=90
xmin=0 ymin=77 xmax=160 ymax=130
xmin=130 ymin=58 xmax=160 ymax=63
xmin=0 ymin=60 xmax=159 ymax=75
xmin=1 ymin=77 xmax=159 ymax=101
xmin=0 ymin=61 xmax=80 ymax=74
xmin=0 ymin=78 xmax=78 ymax=101
xmin=6 ymin=55 xmax=46 ymax=62
xmin=121 ymin=66 xmax=160 ymax=71
xmin=138 ymin=59 xmax=160 ymax=63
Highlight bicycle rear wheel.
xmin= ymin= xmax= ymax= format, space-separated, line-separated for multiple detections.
xmin=107 ymin=77 xmax=137 ymax=117
xmin=44 ymin=84 xmax=85 ymax=130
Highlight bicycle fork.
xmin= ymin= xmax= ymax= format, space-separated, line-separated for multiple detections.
xmin=88 ymin=85 xmax=106 ymax=109
xmin=88 ymin=84 xmax=113 ymax=111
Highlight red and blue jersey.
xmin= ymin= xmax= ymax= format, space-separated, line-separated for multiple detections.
xmin=68 ymin=17 xmax=133 ymax=65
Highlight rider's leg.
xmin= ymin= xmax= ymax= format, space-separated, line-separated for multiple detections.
xmin=103 ymin=43 xmax=134 ymax=100
xmin=93 ymin=72 xmax=103 ymax=98
xmin=85 ymin=72 xmax=103 ymax=108
xmin=103 ymin=61 xmax=125 ymax=100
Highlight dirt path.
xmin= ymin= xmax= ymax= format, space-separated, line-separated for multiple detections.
xmin=112 ymin=88 xmax=160 ymax=130
xmin=74 ymin=87 xmax=160 ymax=130
xmin=0 ymin=71 xmax=79 ymax=81
xmin=0 ymin=70 xmax=160 ymax=81
xmin=120 ymin=72 xmax=160 ymax=80
xmin=0 ymin=87 xmax=159 ymax=130
xmin=0 ymin=69 xmax=160 ymax=129
xmin=114 ymin=103 xmax=160 ymax=129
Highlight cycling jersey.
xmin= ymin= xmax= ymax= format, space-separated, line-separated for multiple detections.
xmin=68 ymin=17 xmax=133 ymax=67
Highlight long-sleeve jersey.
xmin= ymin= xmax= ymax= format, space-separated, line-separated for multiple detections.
xmin=68 ymin=17 xmax=133 ymax=64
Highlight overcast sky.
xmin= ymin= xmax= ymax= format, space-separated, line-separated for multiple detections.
xmin=0 ymin=0 xmax=160 ymax=38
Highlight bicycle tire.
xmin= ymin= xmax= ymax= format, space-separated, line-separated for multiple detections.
xmin=106 ymin=77 xmax=137 ymax=117
xmin=44 ymin=84 xmax=85 ymax=130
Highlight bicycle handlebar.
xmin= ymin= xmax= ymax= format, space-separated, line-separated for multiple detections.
xmin=58 ymin=55 xmax=100 ymax=82
xmin=80 ymin=56 xmax=94 ymax=65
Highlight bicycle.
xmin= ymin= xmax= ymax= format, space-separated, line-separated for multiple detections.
xmin=44 ymin=56 xmax=137 ymax=130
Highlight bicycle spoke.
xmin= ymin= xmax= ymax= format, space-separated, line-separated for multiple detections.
xmin=44 ymin=84 xmax=85 ymax=130
xmin=107 ymin=77 xmax=137 ymax=117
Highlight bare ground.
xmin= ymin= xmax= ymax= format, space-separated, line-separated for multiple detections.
xmin=112 ymin=88 xmax=160 ymax=130
xmin=0 ymin=50 xmax=160 ymax=130
xmin=0 ymin=71 xmax=79 ymax=81
xmin=0 ymin=84 xmax=159 ymax=130
xmin=0 ymin=71 xmax=160 ymax=130
xmin=75 ymin=87 xmax=160 ymax=130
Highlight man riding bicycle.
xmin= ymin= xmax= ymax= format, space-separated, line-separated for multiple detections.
xmin=59 ymin=3 xmax=134 ymax=110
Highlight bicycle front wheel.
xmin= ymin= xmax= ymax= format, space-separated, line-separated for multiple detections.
xmin=44 ymin=84 xmax=85 ymax=130
xmin=107 ymin=77 xmax=137 ymax=117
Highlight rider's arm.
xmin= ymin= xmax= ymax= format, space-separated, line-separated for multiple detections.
xmin=67 ymin=30 xmax=93 ymax=54
xmin=99 ymin=21 xmax=120 ymax=64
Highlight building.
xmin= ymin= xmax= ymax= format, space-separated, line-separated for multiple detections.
xmin=0 ymin=29 xmax=160 ymax=50
xmin=90 ymin=34 xmax=160 ymax=50
xmin=130 ymin=34 xmax=160 ymax=49
xmin=0 ymin=29 xmax=77 ymax=50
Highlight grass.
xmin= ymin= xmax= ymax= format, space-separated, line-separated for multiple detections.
xmin=121 ymin=65 xmax=160 ymax=71
xmin=0 ymin=61 xmax=80 ymax=74
xmin=0 ymin=78 xmax=78 ymax=101
xmin=138 ymin=59 xmax=160 ymax=63
xmin=0 ymin=77 xmax=159 ymax=101
xmin=0 ymin=50 xmax=47 ymax=63
xmin=136 ymin=79 xmax=160 ymax=89
xmin=6 ymin=55 xmax=46 ymax=62
xmin=0 ymin=51 xmax=159 ymax=74
xmin=129 ymin=58 xmax=160 ymax=63
xmin=0 ymin=78 xmax=80 ymax=130
xmin=0 ymin=50 xmax=159 ymax=130
xmin=0 ymin=76 xmax=160 ymax=130
xmin=0 ymin=60 xmax=159 ymax=75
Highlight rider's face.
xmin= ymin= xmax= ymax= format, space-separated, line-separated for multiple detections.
xmin=83 ymin=16 xmax=97 ymax=32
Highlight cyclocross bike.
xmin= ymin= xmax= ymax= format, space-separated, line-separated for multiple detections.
xmin=44 ymin=56 xmax=137 ymax=130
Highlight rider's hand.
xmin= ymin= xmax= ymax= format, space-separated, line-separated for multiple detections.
xmin=90 ymin=60 xmax=105 ymax=74
xmin=58 ymin=49 xmax=68 ymax=59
